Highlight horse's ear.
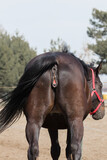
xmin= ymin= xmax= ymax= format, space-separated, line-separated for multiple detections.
xmin=96 ymin=61 xmax=103 ymax=75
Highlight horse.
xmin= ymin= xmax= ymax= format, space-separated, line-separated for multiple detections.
xmin=0 ymin=52 xmax=105 ymax=160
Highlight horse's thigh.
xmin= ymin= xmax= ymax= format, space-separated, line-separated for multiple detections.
xmin=24 ymin=71 xmax=55 ymax=122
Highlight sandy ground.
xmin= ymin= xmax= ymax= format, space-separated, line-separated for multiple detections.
xmin=0 ymin=109 xmax=107 ymax=160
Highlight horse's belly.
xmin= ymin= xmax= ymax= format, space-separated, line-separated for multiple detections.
xmin=42 ymin=113 xmax=68 ymax=129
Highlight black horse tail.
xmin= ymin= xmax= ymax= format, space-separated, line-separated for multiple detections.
xmin=0 ymin=53 xmax=58 ymax=133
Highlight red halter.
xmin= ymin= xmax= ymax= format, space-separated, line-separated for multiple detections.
xmin=90 ymin=68 xmax=104 ymax=115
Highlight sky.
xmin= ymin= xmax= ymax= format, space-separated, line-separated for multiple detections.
xmin=0 ymin=0 xmax=107 ymax=55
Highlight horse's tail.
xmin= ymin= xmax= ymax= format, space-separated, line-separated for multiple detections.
xmin=0 ymin=53 xmax=58 ymax=133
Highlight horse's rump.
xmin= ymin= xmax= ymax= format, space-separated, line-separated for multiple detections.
xmin=42 ymin=53 xmax=89 ymax=129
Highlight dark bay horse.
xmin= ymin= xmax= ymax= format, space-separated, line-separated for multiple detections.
xmin=0 ymin=52 xmax=105 ymax=160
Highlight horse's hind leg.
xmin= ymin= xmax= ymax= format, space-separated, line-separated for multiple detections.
xmin=67 ymin=118 xmax=83 ymax=160
xmin=24 ymin=71 xmax=54 ymax=160
xmin=48 ymin=129 xmax=61 ymax=160
xmin=26 ymin=121 xmax=40 ymax=160
xmin=66 ymin=129 xmax=72 ymax=160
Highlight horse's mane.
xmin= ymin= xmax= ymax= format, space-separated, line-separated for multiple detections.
xmin=68 ymin=52 xmax=94 ymax=80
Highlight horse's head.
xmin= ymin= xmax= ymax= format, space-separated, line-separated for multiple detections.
xmin=88 ymin=62 xmax=105 ymax=120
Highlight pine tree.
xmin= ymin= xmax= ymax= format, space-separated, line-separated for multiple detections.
xmin=0 ymin=30 xmax=37 ymax=95
xmin=87 ymin=8 xmax=107 ymax=73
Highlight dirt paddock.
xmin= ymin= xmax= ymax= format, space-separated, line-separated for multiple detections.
xmin=0 ymin=108 xmax=107 ymax=160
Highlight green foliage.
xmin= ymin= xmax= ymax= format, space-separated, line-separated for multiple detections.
xmin=44 ymin=38 xmax=70 ymax=53
xmin=87 ymin=8 xmax=107 ymax=40
xmin=0 ymin=31 xmax=37 ymax=95
xmin=87 ymin=8 xmax=107 ymax=73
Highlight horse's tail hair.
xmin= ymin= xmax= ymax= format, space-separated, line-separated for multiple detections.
xmin=0 ymin=53 xmax=58 ymax=133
